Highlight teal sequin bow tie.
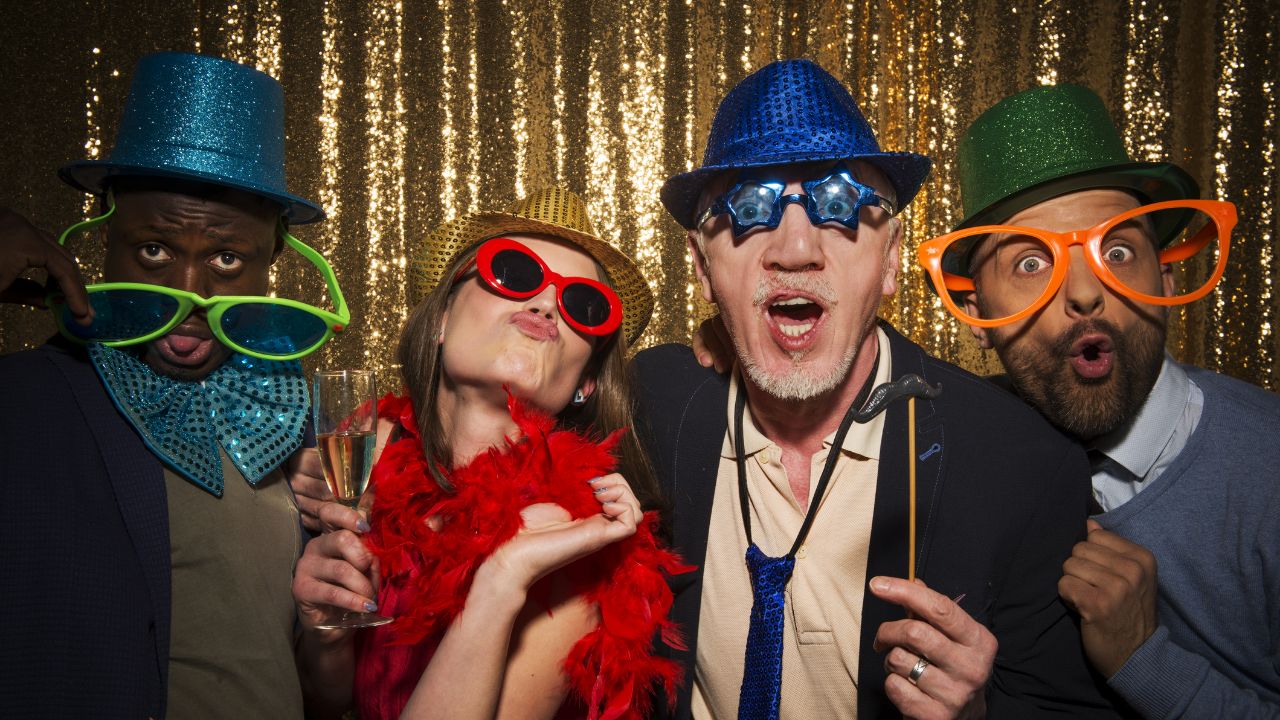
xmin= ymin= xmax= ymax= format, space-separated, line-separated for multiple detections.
xmin=87 ymin=344 xmax=309 ymax=496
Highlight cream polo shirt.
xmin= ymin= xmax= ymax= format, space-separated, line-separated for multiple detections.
xmin=691 ymin=326 xmax=891 ymax=719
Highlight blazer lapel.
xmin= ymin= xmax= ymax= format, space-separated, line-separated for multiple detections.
xmin=668 ymin=372 xmax=729 ymax=719
xmin=857 ymin=323 xmax=947 ymax=718
xmin=51 ymin=349 xmax=171 ymax=681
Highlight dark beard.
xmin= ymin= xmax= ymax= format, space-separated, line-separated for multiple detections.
xmin=992 ymin=317 xmax=1166 ymax=441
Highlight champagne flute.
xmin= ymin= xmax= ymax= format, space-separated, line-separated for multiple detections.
xmin=312 ymin=369 xmax=393 ymax=629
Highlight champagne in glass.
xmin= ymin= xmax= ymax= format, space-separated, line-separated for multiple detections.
xmin=311 ymin=369 xmax=392 ymax=629
xmin=316 ymin=429 xmax=376 ymax=507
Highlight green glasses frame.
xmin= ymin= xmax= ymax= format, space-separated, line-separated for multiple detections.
xmin=52 ymin=198 xmax=350 ymax=361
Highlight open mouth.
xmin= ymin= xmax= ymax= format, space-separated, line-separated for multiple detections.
xmin=1068 ymin=334 xmax=1114 ymax=380
xmin=764 ymin=294 xmax=825 ymax=348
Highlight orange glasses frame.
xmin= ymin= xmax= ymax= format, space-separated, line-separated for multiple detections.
xmin=916 ymin=199 xmax=1236 ymax=328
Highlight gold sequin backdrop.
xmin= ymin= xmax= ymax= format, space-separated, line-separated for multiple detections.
xmin=2 ymin=1 xmax=1277 ymax=390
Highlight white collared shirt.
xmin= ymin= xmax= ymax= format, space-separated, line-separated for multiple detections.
xmin=1090 ymin=354 xmax=1204 ymax=512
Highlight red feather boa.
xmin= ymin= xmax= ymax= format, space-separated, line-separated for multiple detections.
xmin=354 ymin=393 xmax=692 ymax=720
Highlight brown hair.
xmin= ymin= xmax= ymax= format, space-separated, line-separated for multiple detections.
xmin=397 ymin=239 xmax=662 ymax=512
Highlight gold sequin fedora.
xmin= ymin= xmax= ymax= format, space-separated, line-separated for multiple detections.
xmin=409 ymin=186 xmax=653 ymax=346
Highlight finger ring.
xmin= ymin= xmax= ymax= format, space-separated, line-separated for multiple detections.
xmin=907 ymin=657 xmax=929 ymax=685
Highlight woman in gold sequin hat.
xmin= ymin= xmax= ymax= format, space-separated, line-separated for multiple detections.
xmin=293 ymin=186 xmax=689 ymax=720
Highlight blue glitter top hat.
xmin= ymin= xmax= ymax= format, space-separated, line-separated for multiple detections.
xmin=60 ymin=52 xmax=323 ymax=224
xmin=661 ymin=59 xmax=932 ymax=229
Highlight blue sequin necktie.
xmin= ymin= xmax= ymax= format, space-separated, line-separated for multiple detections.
xmin=87 ymin=344 xmax=309 ymax=496
xmin=733 ymin=362 xmax=876 ymax=720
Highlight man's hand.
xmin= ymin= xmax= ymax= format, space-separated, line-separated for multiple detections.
xmin=870 ymin=576 xmax=996 ymax=720
xmin=0 ymin=206 xmax=92 ymax=323
xmin=288 ymin=446 xmax=336 ymax=533
xmin=1058 ymin=518 xmax=1158 ymax=678
xmin=691 ymin=314 xmax=732 ymax=373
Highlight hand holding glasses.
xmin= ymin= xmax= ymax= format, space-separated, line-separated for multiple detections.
xmin=917 ymin=199 xmax=1235 ymax=328
xmin=311 ymin=369 xmax=392 ymax=629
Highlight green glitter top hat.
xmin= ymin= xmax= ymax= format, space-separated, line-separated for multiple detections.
xmin=955 ymin=84 xmax=1198 ymax=245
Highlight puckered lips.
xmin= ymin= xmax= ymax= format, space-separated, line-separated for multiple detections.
xmin=153 ymin=321 xmax=216 ymax=367
xmin=1069 ymin=333 xmax=1114 ymax=380
xmin=510 ymin=311 xmax=559 ymax=342
xmin=763 ymin=291 xmax=826 ymax=352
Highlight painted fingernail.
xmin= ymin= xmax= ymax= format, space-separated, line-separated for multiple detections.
xmin=363 ymin=601 xmax=378 ymax=612
xmin=593 ymin=486 xmax=608 ymax=495
xmin=356 ymin=518 xmax=372 ymax=533
xmin=587 ymin=477 xmax=603 ymax=485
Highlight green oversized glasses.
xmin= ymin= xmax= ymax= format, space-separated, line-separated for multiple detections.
xmin=50 ymin=200 xmax=350 ymax=361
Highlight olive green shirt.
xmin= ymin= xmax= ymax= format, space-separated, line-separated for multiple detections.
xmin=164 ymin=452 xmax=304 ymax=719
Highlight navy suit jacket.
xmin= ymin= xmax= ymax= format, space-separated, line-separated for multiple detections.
xmin=633 ymin=322 xmax=1123 ymax=718
xmin=1 ymin=342 xmax=170 ymax=718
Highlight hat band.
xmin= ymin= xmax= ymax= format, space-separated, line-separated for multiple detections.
xmin=107 ymin=142 xmax=288 ymax=194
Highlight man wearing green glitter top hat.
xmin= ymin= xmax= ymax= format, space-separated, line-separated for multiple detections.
xmin=0 ymin=52 xmax=346 ymax=718
xmin=917 ymin=84 xmax=1280 ymax=718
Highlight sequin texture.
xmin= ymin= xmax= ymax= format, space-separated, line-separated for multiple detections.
xmin=87 ymin=345 xmax=309 ymax=496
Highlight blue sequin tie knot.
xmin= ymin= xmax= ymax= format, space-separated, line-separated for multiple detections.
xmin=737 ymin=543 xmax=796 ymax=720
xmin=87 ymin=344 xmax=309 ymax=496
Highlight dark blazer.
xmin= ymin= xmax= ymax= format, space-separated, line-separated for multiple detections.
xmin=634 ymin=321 xmax=1121 ymax=718
xmin=0 ymin=342 xmax=170 ymax=718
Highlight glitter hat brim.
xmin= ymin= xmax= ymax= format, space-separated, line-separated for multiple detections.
xmin=60 ymin=161 xmax=325 ymax=225
xmin=660 ymin=150 xmax=932 ymax=230
xmin=409 ymin=187 xmax=654 ymax=346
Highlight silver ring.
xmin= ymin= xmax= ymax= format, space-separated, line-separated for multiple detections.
xmin=908 ymin=657 xmax=930 ymax=685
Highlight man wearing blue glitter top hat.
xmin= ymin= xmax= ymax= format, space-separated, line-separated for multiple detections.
xmin=634 ymin=59 xmax=1123 ymax=719
xmin=0 ymin=52 xmax=344 ymax=718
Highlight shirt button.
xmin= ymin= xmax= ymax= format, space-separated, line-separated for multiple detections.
xmin=796 ymin=545 xmax=808 ymax=559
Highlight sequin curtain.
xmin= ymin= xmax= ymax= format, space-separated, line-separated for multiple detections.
xmin=2 ymin=0 xmax=1276 ymax=390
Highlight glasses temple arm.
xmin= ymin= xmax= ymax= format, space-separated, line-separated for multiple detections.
xmin=58 ymin=195 xmax=117 ymax=246
xmin=1159 ymin=223 xmax=1217 ymax=264
xmin=281 ymin=228 xmax=351 ymax=324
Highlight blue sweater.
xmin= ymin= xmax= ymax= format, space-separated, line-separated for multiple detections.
xmin=1101 ymin=366 xmax=1280 ymax=719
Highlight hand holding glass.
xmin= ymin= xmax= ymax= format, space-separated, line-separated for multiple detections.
xmin=312 ymin=369 xmax=392 ymax=629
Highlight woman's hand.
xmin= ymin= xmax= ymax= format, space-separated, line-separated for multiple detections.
xmin=479 ymin=472 xmax=641 ymax=595
xmin=292 ymin=502 xmax=379 ymax=636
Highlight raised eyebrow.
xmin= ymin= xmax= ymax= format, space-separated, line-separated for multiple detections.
xmin=986 ymin=231 xmax=1048 ymax=248
xmin=1105 ymin=217 xmax=1156 ymax=238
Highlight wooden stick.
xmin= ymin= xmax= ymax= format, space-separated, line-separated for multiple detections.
xmin=908 ymin=396 xmax=917 ymax=583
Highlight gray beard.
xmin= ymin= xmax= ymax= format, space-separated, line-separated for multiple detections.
xmin=733 ymin=309 xmax=876 ymax=402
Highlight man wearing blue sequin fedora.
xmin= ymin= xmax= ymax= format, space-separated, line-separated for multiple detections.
xmin=634 ymin=59 xmax=1122 ymax=719
xmin=0 ymin=52 xmax=344 ymax=718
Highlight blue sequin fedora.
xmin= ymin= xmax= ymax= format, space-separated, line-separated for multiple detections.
xmin=60 ymin=52 xmax=324 ymax=224
xmin=661 ymin=59 xmax=932 ymax=229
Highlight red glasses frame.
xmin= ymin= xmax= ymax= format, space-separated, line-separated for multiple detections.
xmin=916 ymin=199 xmax=1236 ymax=328
xmin=455 ymin=237 xmax=623 ymax=336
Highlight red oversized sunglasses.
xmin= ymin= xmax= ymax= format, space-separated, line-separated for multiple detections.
xmin=453 ymin=237 xmax=623 ymax=336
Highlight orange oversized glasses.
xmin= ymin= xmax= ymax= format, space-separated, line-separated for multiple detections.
xmin=916 ymin=199 xmax=1236 ymax=328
